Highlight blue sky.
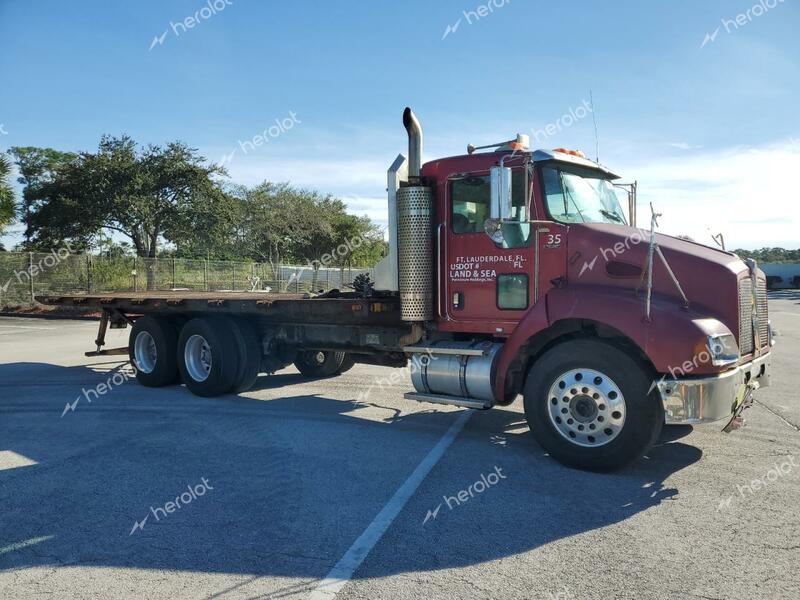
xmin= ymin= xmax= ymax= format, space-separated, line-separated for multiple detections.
xmin=1 ymin=0 xmax=798 ymax=249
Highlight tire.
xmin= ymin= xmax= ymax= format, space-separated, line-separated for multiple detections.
xmin=523 ymin=338 xmax=663 ymax=472
xmin=229 ymin=317 xmax=261 ymax=393
xmin=338 ymin=353 xmax=356 ymax=373
xmin=129 ymin=315 xmax=179 ymax=387
xmin=294 ymin=350 xmax=346 ymax=378
xmin=177 ymin=317 xmax=240 ymax=397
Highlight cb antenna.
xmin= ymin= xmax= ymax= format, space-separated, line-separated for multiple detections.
xmin=590 ymin=89 xmax=600 ymax=163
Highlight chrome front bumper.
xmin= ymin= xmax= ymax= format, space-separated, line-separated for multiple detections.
xmin=656 ymin=353 xmax=770 ymax=425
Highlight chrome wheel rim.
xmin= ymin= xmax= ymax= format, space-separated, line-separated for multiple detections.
xmin=547 ymin=368 xmax=626 ymax=447
xmin=185 ymin=334 xmax=213 ymax=382
xmin=306 ymin=351 xmax=326 ymax=365
xmin=133 ymin=331 xmax=157 ymax=374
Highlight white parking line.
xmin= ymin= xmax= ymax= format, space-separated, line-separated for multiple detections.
xmin=0 ymin=450 xmax=38 ymax=471
xmin=309 ymin=409 xmax=474 ymax=600
xmin=0 ymin=535 xmax=53 ymax=555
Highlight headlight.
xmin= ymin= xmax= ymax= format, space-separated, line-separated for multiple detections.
xmin=707 ymin=333 xmax=739 ymax=367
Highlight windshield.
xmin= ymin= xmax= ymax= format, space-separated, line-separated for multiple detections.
xmin=541 ymin=165 xmax=628 ymax=225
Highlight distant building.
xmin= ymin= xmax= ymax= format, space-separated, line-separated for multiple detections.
xmin=760 ymin=263 xmax=800 ymax=289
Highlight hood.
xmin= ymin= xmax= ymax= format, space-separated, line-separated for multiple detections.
xmin=566 ymin=222 xmax=747 ymax=325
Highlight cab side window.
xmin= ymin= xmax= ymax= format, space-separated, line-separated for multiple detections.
xmin=450 ymin=170 xmax=527 ymax=235
xmin=542 ymin=166 xmax=566 ymax=218
xmin=451 ymin=176 xmax=490 ymax=234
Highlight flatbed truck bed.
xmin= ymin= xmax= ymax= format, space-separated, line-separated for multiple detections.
xmin=35 ymin=291 xmax=412 ymax=372
xmin=36 ymin=291 xmax=404 ymax=327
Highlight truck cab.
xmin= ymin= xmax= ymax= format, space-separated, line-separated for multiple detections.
xmin=385 ymin=108 xmax=772 ymax=471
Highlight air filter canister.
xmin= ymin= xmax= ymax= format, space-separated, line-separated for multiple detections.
xmin=397 ymin=184 xmax=433 ymax=321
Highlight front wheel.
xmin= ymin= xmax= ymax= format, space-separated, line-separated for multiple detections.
xmin=523 ymin=339 xmax=663 ymax=472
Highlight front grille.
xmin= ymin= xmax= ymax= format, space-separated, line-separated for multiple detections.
xmin=738 ymin=276 xmax=769 ymax=355
xmin=757 ymin=278 xmax=769 ymax=345
xmin=739 ymin=279 xmax=753 ymax=355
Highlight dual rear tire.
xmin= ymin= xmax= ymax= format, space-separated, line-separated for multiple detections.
xmin=177 ymin=317 xmax=241 ymax=397
xmin=129 ymin=316 xmax=180 ymax=388
xmin=130 ymin=315 xmax=262 ymax=396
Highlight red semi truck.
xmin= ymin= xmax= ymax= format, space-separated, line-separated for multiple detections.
xmin=39 ymin=108 xmax=772 ymax=471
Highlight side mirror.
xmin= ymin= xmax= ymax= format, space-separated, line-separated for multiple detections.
xmin=490 ymin=166 xmax=512 ymax=220
xmin=613 ymin=181 xmax=637 ymax=227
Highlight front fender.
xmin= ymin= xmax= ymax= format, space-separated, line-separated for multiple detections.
xmin=493 ymin=285 xmax=731 ymax=403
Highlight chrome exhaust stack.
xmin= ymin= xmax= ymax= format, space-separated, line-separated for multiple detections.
xmin=397 ymin=107 xmax=433 ymax=322
xmin=402 ymin=107 xmax=423 ymax=180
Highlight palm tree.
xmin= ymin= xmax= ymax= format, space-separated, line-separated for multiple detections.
xmin=0 ymin=153 xmax=15 ymax=247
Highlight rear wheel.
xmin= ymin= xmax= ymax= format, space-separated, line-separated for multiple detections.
xmin=294 ymin=350 xmax=346 ymax=378
xmin=523 ymin=339 xmax=663 ymax=472
xmin=338 ymin=353 xmax=356 ymax=373
xmin=129 ymin=315 xmax=179 ymax=387
xmin=229 ymin=317 xmax=262 ymax=393
xmin=178 ymin=317 xmax=240 ymax=397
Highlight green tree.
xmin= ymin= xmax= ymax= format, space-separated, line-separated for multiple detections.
xmin=9 ymin=146 xmax=77 ymax=247
xmin=228 ymin=182 xmax=387 ymax=289
xmin=23 ymin=136 xmax=236 ymax=285
xmin=329 ymin=213 xmax=386 ymax=267
xmin=0 ymin=153 xmax=15 ymax=248
xmin=734 ymin=248 xmax=800 ymax=263
xmin=232 ymin=182 xmax=336 ymax=263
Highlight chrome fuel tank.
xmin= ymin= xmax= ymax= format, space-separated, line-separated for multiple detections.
xmin=409 ymin=341 xmax=502 ymax=402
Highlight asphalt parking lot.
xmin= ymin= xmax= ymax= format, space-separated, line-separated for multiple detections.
xmin=1 ymin=294 xmax=799 ymax=600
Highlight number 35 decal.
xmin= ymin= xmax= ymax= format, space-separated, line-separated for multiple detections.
xmin=544 ymin=233 xmax=562 ymax=248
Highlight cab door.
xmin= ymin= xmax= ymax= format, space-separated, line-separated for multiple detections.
xmin=441 ymin=167 xmax=537 ymax=334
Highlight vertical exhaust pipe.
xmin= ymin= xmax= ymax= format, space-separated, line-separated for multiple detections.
xmin=397 ymin=107 xmax=433 ymax=322
xmin=402 ymin=107 xmax=423 ymax=179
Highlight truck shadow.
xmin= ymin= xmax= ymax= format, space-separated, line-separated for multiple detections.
xmin=0 ymin=361 xmax=701 ymax=587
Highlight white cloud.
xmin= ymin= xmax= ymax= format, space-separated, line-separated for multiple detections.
xmin=666 ymin=142 xmax=702 ymax=151
xmin=220 ymin=156 xmax=387 ymax=193
xmin=617 ymin=140 xmax=800 ymax=250
xmin=214 ymin=137 xmax=799 ymax=250
xmin=5 ymin=135 xmax=796 ymax=253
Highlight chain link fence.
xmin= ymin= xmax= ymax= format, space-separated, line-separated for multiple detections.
xmin=0 ymin=251 xmax=373 ymax=308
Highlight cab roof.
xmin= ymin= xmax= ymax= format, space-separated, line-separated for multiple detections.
xmin=423 ymin=149 xmax=620 ymax=180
